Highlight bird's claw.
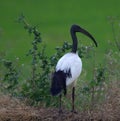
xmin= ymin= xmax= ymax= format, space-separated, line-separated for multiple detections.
xmin=59 ymin=109 xmax=63 ymax=114
xmin=71 ymin=110 xmax=78 ymax=114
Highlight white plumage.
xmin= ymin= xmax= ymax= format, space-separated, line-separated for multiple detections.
xmin=56 ymin=52 xmax=82 ymax=85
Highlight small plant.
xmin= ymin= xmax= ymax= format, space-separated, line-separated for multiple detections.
xmin=91 ymin=65 xmax=106 ymax=108
xmin=17 ymin=14 xmax=49 ymax=105
xmin=17 ymin=15 xmax=73 ymax=106
xmin=18 ymin=14 xmax=42 ymax=87
xmin=2 ymin=59 xmax=19 ymax=95
xmin=78 ymin=64 xmax=106 ymax=110
xmin=108 ymin=16 xmax=120 ymax=51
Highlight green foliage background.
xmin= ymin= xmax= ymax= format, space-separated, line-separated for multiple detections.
xmin=0 ymin=0 xmax=120 ymax=59
xmin=1 ymin=0 xmax=120 ymax=79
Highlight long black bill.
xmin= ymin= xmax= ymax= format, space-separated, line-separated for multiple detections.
xmin=71 ymin=24 xmax=98 ymax=47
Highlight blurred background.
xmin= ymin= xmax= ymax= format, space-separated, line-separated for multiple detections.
xmin=0 ymin=0 xmax=120 ymax=62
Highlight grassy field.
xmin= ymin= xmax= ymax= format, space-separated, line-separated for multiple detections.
xmin=0 ymin=0 xmax=120 ymax=62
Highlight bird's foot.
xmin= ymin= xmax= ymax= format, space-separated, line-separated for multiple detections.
xmin=58 ymin=109 xmax=63 ymax=114
xmin=71 ymin=110 xmax=78 ymax=114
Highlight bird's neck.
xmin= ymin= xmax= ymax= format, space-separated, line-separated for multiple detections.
xmin=71 ymin=31 xmax=78 ymax=53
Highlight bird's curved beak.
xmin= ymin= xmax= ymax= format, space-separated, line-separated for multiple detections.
xmin=77 ymin=26 xmax=98 ymax=47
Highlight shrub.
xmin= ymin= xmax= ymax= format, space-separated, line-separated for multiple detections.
xmin=1 ymin=59 xmax=19 ymax=96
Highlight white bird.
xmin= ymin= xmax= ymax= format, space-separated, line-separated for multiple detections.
xmin=50 ymin=24 xmax=97 ymax=113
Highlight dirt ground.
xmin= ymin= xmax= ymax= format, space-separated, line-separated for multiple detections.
xmin=0 ymin=83 xmax=120 ymax=121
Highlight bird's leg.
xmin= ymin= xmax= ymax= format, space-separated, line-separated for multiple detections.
xmin=72 ymin=86 xmax=75 ymax=112
xmin=59 ymin=94 xmax=62 ymax=113
xmin=71 ymin=86 xmax=77 ymax=113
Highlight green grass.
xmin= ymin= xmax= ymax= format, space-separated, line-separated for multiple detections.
xmin=0 ymin=0 xmax=120 ymax=64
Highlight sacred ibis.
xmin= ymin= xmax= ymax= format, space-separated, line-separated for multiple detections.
xmin=50 ymin=24 xmax=97 ymax=113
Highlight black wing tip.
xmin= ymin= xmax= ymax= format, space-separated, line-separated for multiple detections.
xmin=50 ymin=87 xmax=61 ymax=96
xmin=50 ymin=70 xmax=68 ymax=96
xmin=50 ymin=88 xmax=66 ymax=96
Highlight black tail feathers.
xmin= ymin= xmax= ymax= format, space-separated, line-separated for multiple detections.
xmin=50 ymin=70 xmax=67 ymax=96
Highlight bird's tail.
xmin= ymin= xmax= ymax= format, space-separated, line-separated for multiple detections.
xmin=50 ymin=70 xmax=67 ymax=96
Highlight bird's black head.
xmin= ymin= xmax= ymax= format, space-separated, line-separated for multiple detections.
xmin=71 ymin=24 xmax=81 ymax=33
